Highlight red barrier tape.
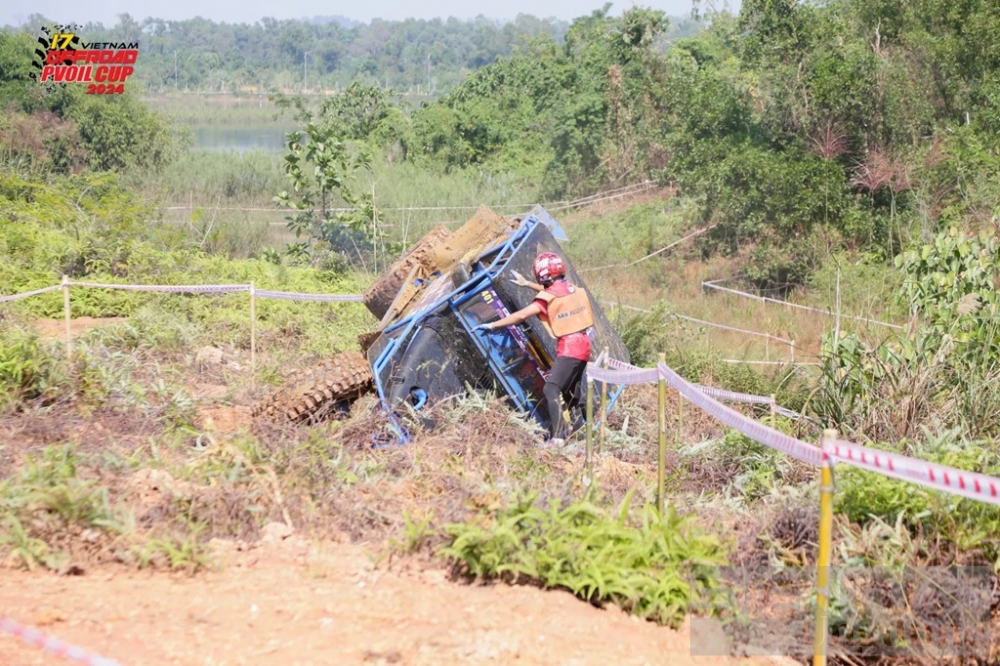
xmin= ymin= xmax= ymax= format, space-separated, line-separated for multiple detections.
xmin=823 ymin=439 xmax=1000 ymax=507
xmin=0 ymin=616 xmax=124 ymax=666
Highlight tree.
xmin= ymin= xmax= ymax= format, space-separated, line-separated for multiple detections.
xmin=273 ymin=123 xmax=378 ymax=265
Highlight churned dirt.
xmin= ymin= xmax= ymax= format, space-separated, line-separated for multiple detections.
xmin=0 ymin=534 xmax=798 ymax=666
xmin=31 ymin=317 xmax=128 ymax=341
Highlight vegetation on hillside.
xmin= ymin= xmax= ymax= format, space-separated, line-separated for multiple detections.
xmin=4 ymin=3 xmax=1000 ymax=658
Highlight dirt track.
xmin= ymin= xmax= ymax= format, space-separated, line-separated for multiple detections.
xmin=0 ymin=535 xmax=796 ymax=666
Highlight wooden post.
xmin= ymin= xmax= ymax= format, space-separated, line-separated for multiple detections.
xmin=599 ymin=347 xmax=608 ymax=454
xmin=790 ymin=340 xmax=796 ymax=364
xmin=657 ymin=352 xmax=667 ymax=515
xmin=62 ymin=275 xmax=71 ymax=359
xmin=770 ymin=394 xmax=777 ymax=424
xmin=813 ymin=430 xmax=837 ymax=666
xmin=249 ymin=281 xmax=257 ymax=388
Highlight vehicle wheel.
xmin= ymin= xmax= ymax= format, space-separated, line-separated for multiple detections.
xmin=252 ymin=351 xmax=374 ymax=424
xmin=363 ymin=225 xmax=452 ymax=320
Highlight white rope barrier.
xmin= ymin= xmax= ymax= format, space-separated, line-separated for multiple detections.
xmin=702 ymin=279 xmax=904 ymax=330
xmin=0 ymin=285 xmax=62 ymax=303
xmin=578 ymin=224 xmax=716 ymax=274
xmin=600 ymin=300 xmax=795 ymax=345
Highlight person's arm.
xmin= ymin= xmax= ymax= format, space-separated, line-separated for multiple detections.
xmin=510 ymin=270 xmax=544 ymax=292
xmin=482 ymin=302 xmax=542 ymax=330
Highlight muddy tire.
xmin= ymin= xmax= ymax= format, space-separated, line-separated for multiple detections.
xmin=252 ymin=351 xmax=374 ymax=423
xmin=363 ymin=226 xmax=452 ymax=320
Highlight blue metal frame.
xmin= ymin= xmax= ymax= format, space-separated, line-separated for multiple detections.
xmin=369 ymin=211 xmax=626 ymax=435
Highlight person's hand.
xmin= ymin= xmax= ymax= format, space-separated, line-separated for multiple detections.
xmin=510 ymin=270 xmax=531 ymax=288
xmin=474 ymin=323 xmax=494 ymax=333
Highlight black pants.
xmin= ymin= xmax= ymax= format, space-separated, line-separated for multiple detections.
xmin=543 ymin=356 xmax=587 ymax=439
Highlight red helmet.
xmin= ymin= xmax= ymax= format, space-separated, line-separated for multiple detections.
xmin=533 ymin=252 xmax=565 ymax=285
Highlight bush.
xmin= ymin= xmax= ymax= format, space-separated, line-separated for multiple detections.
xmin=0 ymin=324 xmax=64 ymax=410
xmin=441 ymin=490 xmax=728 ymax=628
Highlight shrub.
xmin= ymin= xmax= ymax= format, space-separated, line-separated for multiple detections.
xmin=441 ymin=490 xmax=728 ymax=628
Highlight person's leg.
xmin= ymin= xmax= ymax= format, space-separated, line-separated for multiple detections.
xmin=562 ymin=360 xmax=588 ymax=435
xmin=544 ymin=356 xmax=587 ymax=440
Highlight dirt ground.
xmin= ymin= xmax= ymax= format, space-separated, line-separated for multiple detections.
xmin=2 ymin=317 xmax=802 ymax=666
xmin=0 ymin=534 xmax=800 ymax=666
xmin=31 ymin=317 xmax=129 ymax=341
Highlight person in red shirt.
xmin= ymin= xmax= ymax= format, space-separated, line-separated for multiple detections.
xmin=475 ymin=252 xmax=594 ymax=446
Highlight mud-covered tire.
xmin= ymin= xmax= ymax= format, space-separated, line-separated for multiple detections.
xmin=252 ymin=351 xmax=374 ymax=423
xmin=363 ymin=226 xmax=452 ymax=320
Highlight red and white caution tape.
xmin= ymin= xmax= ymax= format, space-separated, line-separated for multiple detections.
xmin=823 ymin=439 xmax=1000 ymax=507
xmin=592 ymin=356 xmax=1000 ymax=502
xmin=254 ymin=289 xmax=363 ymax=302
xmin=0 ymin=616 xmax=123 ymax=666
xmin=587 ymin=359 xmax=824 ymax=465
xmin=0 ymin=284 xmax=61 ymax=303
xmin=656 ymin=361 xmax=826 ymax=466
xmin=69 ymin=281 xmax=249 ymax=294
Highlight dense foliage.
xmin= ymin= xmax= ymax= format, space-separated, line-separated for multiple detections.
xmin=0 ymin=31 xmax=180 ymax=174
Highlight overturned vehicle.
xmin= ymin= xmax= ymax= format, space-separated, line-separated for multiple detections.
xmin=252 ymin=206 xmax=631 ymax=437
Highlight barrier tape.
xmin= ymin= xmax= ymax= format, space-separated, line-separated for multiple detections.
xmin=0 ymin=285 xmax=61 ymax=303
xmin=578 ymin=225 xmax=717 ymax=274
xmin=691 ymin=384 xmax=774 ymax=406
xmin=0 ymin=282 xmax=364 ymax=302
xmin=600 ymin=301 xmax=794 ymax=345
xmin=824 ymin=439 xmax=1000 ymax=507
xmin=594 ymin=357 xmax=1000 ymax=500
xmin=162 ymin=181 xmax=657 ymax=215
xmin=69 ymin=281 xmax=249 ymax=294
xmin=0 ymin=616 xmax=123 ymax=666
xmin=254 ymin=289 xmax=364 ymax=302
xmin=702 ymin=279 xmax=905 ymax=330
xmin=588 ymin=360 xmax=825 ymax=466
xmin=656 ymin=361 xmax=827 ymax=466
xmin=587 ymin=364 xmax=661 ymax=386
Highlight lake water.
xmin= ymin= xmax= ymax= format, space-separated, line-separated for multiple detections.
xmin=190 ymin=125 xmax=293 ymax=153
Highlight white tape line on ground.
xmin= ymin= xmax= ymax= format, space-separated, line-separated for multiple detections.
xmin=69 ymin=281 xmax=249 ymax=294
xmin=0 ymin=616 xmax=124 ymax=666
xmin=254 ymin=290 xmax=364 ymax=302
xmin=0 ymin=284 xmax=61 ymax=303
xmin=824 ymin=439 xmax=1000 ymax=507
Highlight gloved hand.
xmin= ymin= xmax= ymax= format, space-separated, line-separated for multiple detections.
xmin=510 ymin=270 xmax=531 ymax=288
xmin=474 ymin=323 xmax=494 ymax=333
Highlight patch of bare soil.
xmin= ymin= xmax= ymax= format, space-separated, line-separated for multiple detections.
xmin=31 ymin=317 xmax=128 ymax=341
xmin=197 ymin=404 xmax=252 ymax=437
xmin=0 ymin=537 xmax=797 ymax=666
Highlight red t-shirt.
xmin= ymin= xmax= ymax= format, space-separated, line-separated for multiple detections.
xmin=534 ymin=280 xmax=592 ymax=361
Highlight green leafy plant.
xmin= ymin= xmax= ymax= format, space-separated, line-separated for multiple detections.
xmin=440 ymin=490 xmax=728 ymax=628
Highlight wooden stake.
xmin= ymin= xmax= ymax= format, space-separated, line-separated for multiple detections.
xmin=62 ymin=275 xmax=71 ymax=359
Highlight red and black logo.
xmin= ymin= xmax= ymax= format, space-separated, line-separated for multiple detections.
xmin=32 ymin=24 xmax=139 ymax=95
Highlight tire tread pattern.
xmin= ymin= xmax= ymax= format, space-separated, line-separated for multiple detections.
xmin=252 ymin=351 xmax=374 ymax=423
